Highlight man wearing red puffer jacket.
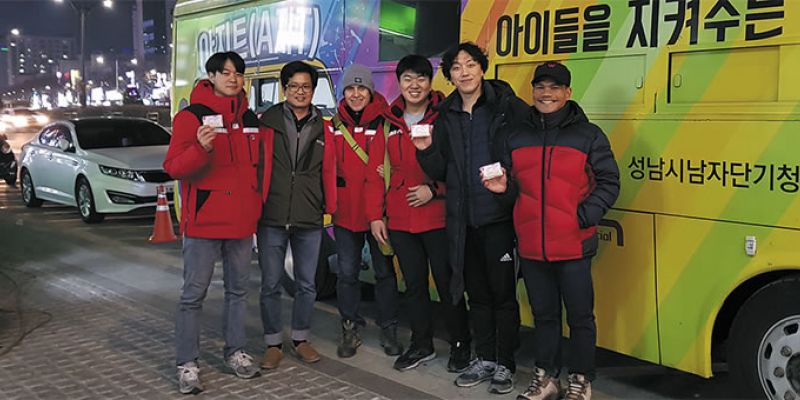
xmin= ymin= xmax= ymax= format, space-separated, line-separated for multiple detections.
xmin=366 ymin=55 xmax=471 ymax=373
xmin=164 ymin=52 xmax=270 ymax=395
xmin=331 ymin=64 xmax=403 ymax=359
xmin=484 ymin=62 xmax=620 ymax=400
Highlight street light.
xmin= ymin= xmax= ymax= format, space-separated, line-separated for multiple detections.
xmin=54 ymin=0 xmax=114 ymax=107
xmin=10 ymin=28 xmax=20 ymax=36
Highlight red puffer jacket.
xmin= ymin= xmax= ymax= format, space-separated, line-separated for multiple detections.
xmin=163 ymin=79 xmax=273 ymax=239
xmin=364 ymin=92 xmax=447 ymax=233
xmin=332 ymin=92 xmax=388 ymax=232
xmin=499 ymin=101 xmax=620 ymax=261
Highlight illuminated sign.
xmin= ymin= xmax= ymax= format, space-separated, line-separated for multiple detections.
xmin=196 ymin=4 xmax=321 ymax=71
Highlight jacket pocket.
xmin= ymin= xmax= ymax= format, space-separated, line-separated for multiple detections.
xmin=194 ymin=188 xmax=235 ymax=227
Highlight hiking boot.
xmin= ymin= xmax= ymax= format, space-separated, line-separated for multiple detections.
xmin=292 ymin=341 xmax=321 ymax=363
xmin=177 ymin=361 xmax=203 ymax=395
xmin=379 ymin=324 xmax=404 ymax=356
xmin=517 ymin=367 xmax=560 ymax=400
xmin=337 ymin=320 xmax=362 ymax=358
xmin=393 ymin=347 xmax=435 ymax=371
xmin=447 ymin=341 xmax=472 ymax=373
xmin=454 ymin=359 xmax=497 ymax=387
xmin=260 ymin=347 xmax=283 ymax=370
xmin=564 ymin=373 xmax=591 ymax=400
xmin=225 ymin=350 xmax=260 ymax=379
xmin=488 ymin=364 xmax=514 ymax=394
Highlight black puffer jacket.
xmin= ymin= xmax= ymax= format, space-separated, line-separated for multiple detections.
xmin=416 ymin=79 xmax=529 ymax=303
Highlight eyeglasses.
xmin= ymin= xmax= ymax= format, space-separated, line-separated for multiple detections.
xmin=286 ymin=83 xmax=313 ymax=93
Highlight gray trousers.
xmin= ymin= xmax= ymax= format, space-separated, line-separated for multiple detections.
xmin=175 ymin=236 xmax=252 ymax=365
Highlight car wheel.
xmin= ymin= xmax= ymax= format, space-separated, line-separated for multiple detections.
xmin=4 ymin=175 xmax=15 ymax=186
xmin=280 ymin=231 xmax=338 ymax=300
xmin=76 ymin=177 xmax=104 ymax=223
xmin=728 ymin=275 xmax=800 ymax=399
xmin=20 ymin=169 xmax=43 ymax=207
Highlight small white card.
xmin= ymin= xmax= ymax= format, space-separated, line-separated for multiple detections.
xmin=480 ymin=162 xmax=504 ymax=180
xmin=410 ymin=124 xmax=432 ymax=138
xmin=202 ymin=114 xmax=224 ymax=128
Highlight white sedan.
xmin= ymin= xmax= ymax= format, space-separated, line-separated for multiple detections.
xmin=20 ymin=117 xmax=174 ymax=223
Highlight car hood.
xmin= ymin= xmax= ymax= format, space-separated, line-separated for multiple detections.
xmin=84 ymin=146 xmax=168 ymax=170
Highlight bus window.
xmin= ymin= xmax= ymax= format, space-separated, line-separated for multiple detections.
xmin=378 ymin=0 xmax=460 ymax=61
xmin=312 ymin=76 xmax=337 ymax=117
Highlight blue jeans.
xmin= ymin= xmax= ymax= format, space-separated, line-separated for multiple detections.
xmin=175 ymin=236 xmax=252 ymax=365
xmin=334 ymin=225 xmax=399 ymax=328
xmin=257 ymin=225 xmax=322 ymax=345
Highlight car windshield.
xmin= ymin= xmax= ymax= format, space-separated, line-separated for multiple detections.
xmin=75 ymin=119 xmax=171 ymax=149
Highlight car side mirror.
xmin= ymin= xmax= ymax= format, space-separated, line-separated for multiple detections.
xmin=57 ymin=138 xmax=72 ymax=152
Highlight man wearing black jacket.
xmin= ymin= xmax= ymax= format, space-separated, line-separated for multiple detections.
xmin=413 ymin=42 xmax=529 ymax=395
xmin=484 ymin=62 xmax=620 ymax=400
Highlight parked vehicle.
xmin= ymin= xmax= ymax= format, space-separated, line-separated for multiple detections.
xmin=0 ymin=133 xmax=16 ymax=185
xmin=20 ymin=117 xmax=173 ymax=223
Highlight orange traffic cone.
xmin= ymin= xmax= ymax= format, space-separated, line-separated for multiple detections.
xmin=149 ymin=184 xmax=177 ymax=243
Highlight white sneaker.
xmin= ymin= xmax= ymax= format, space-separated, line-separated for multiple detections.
xmin=225 ymin=350 xmax=261 ymax=379
xmin=177 ymin=361 xmax=203 ymax=395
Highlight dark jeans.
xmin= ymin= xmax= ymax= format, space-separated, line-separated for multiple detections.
xmin=463 ymin=221 xmax=519 ymax=371
xmin=257 ymin=226 xmax=322 ymax=345
xmin=390 ymin=228 xmax=470 ymax=352
xmin=334 ymin=225 xmax=399 ymax=328
xmin=520 ymin=257 xmax=596 ymax=381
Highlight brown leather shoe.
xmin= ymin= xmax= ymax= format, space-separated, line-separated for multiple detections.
xmin=260 ymin=347 xmax=283 ymax=370
xmin=292 ymin=341 xmax=321 ymax=363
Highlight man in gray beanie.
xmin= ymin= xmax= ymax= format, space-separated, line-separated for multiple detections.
xmin=331 ymin=64 xmax=402 ymax=359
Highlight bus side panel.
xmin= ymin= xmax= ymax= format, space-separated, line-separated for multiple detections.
xmin=655 ymin=214 xmax=800 ymax=377
xmin=592 ymin=210 xmax=660 ymax=365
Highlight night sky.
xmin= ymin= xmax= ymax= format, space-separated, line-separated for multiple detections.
xmin=1 ymin=0 xmax=135 ymax=56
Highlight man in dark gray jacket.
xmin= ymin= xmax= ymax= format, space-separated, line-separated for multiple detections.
xmin=257 ymin=61 xmax=336 ymax=371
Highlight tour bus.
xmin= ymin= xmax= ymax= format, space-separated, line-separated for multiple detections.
xmin=172 ymin=1 xmax=800 ymax=398
xmin=471 ymin=0 xmax=799 ymax=397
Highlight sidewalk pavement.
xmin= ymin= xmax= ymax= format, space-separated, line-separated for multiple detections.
xmin=0 ymin=217 xmax=533 ymax=399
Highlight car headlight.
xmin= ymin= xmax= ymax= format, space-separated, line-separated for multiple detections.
xmin=34 ymin=115 xmax=49 ymax=125
xmin=99 ymin=165 xmax=145 ymax=182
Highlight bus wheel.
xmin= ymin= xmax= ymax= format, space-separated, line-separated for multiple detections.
xmin=728 ymin=275 xmax=800 ymax=399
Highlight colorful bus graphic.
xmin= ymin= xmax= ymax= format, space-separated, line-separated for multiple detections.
xmin=172 ymin=1 xmax=800 ymax=398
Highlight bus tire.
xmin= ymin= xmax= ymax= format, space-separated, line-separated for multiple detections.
xmin=727 ymin=275 xmax=800 ymax=399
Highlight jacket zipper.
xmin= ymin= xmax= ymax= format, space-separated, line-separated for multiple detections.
xmin=540 ymin=114 xmax=548 ymax=261
xmin=286 ymin=133 xmax=301 ymax=229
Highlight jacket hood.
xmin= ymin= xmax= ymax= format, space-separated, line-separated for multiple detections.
xmin=189 ymin=79 xmax=249 ymax=125
xmin=438 ymin=79 xmax=517 ymax=113
xmin=335 ymin=91 xmax=388 ymax=127
xmin=384 ymin=91 xmax=445 ymax=129
xmin=530 ymin=100 xmax=588 ymax=129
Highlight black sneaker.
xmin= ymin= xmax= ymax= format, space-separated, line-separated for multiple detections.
xmin=447 ymin=341 xmax=472 ymax=373
xmin=380 ymin=324 xmax=404 ymax=356
xmin=337 ymin=320 xmax=361 ymax=358
xmin=393 ymin=347 xmax=435 ymax=371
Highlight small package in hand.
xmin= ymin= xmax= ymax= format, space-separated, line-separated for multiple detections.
xmin=480 ymin=162 xmax=503 ymax=180
xmin=202 ymin=114 xmax=224 ymax=128
xmin=410 ymin=124 xmax=432 ymax=138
